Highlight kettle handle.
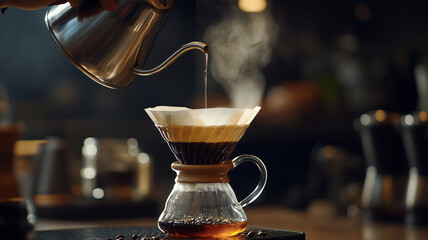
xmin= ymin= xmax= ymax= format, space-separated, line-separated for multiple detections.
xmin=132 ymin=41 xmax=208 ymax=76
xmin=232 ymin=154 xmax=268 ymax=208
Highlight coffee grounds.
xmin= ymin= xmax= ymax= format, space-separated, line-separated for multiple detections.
xmin=106 ymin=229 xmax=269 ymax=240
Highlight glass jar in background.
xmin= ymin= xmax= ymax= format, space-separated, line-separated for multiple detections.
xmin=81 ymin=138 xmax=152 ymax=201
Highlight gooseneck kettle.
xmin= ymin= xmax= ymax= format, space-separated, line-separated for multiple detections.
xmin=45 ymin=0 xmax=207 ymax=89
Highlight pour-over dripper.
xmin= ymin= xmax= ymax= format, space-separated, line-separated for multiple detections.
xmin=145 ymin=106 xmax=261 ymax=165
xmin=145 ymin=106 xmax=266 ymax=238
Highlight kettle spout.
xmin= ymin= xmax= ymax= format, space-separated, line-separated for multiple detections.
xmin=132 ymin=41 xmax=208 ymax=76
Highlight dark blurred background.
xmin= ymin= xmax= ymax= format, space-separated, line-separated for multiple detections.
xmin=1 ymin=0 xmax=428 ymax=214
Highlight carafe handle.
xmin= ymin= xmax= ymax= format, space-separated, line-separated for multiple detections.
xmin=232 ymin=154 xmax=267 ymax=208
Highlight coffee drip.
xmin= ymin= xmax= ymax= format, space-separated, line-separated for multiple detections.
xmin=204 ymin=53 xmax=209 ymax=109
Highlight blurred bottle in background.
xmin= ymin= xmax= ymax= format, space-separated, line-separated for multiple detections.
xmin=400 ymin=63 xmax=428 ymax=226
xmin=0 ymin=83 xmax=12 ymax=124
xmin=357 ymin=110 xmax=407 ymax=222
xmin=0 ymin=124 xmax=35 ymax=239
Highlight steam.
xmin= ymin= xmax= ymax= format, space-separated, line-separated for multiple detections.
xmin=203 ymin=2 xmax=277 ymax=108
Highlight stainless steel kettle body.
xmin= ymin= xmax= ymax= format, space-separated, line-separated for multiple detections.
xmin=45 ymin=0 xmax=207 ymax=89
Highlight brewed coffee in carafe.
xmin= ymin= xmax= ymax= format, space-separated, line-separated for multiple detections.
xmin=145 ymin=106 xmax=267 ymax=238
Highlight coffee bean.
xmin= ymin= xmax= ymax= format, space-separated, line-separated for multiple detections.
xmin=152 ymin=235 xmax=160 ymax=240
xmin=131 ymin=234 xmax=140 ymax=240
xmin=116 ymin=235 xmax=125 ymax=240
xmin=246 ymin=231 xmax=256 ymax=238
xmin=257 ymin=230 xmax=268 ymax=237
xmin=142 ymin=237 xmax=150 ymax=240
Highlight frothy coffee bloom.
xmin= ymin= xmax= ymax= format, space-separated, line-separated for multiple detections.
xmin=156 ymin=125 xmax=248 ymax=143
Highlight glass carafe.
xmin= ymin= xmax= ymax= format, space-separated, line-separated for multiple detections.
xmin=158 ymin=155 xmax=267 ymax=238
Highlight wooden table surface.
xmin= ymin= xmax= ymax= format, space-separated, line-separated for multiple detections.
xmin=36 ymin=204 xmax=428 ymax=240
